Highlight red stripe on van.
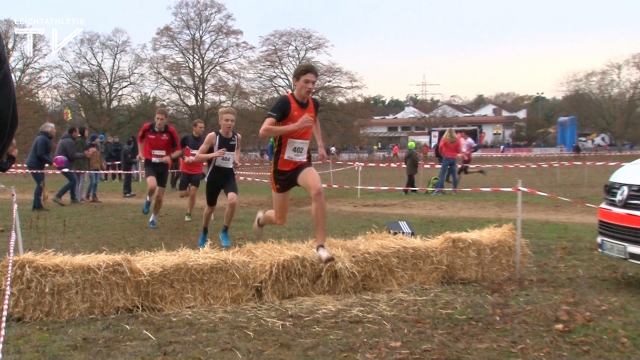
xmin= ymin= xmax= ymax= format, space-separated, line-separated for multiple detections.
xmin=598 ymin=207 xmax=640 ymax=228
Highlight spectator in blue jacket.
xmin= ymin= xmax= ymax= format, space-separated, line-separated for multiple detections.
xmin=26 ymin=123 xmax=56 ymax=211
xmin=51 ymin=127 xmax=93 ymax=206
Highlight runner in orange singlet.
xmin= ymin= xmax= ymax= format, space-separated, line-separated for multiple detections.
xmin=252 ymin=64 xmax=334 ymax=263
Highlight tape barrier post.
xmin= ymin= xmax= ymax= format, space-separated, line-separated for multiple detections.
xmin=330 ymin=159 xmax=333 ymax=184
xmin=357 ymin=164 xmax=362 ymax=199
xmin=516 ymin=179 xmax=522 ymax=281
xmin=11 ymin=188 xmax=23 ymax=256
xmin=0 ymin=201 xmax=18 ymax=359
xmin=138 ymin=160 xmax=142 ymax=182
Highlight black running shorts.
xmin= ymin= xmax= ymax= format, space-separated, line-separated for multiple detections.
xmin=206 ymin=173 xmax=238 ymax=207
xmin=271 ymin=162 xmax=312 ymax=194
xmin=179 ymin=172 xmax=203 ymax=191
xmin=144 ymin=161 xmax=169 ymax=188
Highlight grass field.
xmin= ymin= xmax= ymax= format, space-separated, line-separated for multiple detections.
xmin=0 ymin=154 xmax=639 ymax=359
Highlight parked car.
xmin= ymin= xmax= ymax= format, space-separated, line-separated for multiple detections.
xmin=597 ymin=158 xmax=640 ymax=262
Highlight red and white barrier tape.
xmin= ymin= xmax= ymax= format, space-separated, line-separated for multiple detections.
xmin=519 ymin=187 xmax=598 ymax=208
xmin=473 ymin=151 xmax=640 ymax=157
xmin=330 ymin=160 xmax=632 ymax=169
xmin=0 ymin=198 xmax=18 ymax=359
xmin=8 ymin=169 xmax=142 ymax=174
xmin=236 ymin=164 xmax=358 ymax=176
xmin=235 ymin=176 xmax=598 ymax=208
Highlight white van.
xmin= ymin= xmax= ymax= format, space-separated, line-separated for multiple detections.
xmin=597 ymin=158 xmax=640 ymax=262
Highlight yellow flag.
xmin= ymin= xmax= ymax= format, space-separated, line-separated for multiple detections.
xmin=63 ymin=106 xmax=73 ymax=121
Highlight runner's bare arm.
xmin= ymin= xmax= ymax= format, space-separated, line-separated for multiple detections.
xmin=234 ymin=134 xmax=241 ymax=167
xmin=258 ymin=116 xmax=311 ymax=139
xmin=194 ymin=132 xmax=225 ymax=162
xmin=313 ymin=118 xmax=327 ymax=161
xmin=312 ymin=117 xmax=324 ymax=150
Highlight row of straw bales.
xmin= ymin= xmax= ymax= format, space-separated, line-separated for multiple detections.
xmin=0 ymin=224 xmax=527 ymax=321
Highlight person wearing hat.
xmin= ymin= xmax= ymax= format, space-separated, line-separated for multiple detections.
xmin=403 ymin=141 xmax=419 ymax=195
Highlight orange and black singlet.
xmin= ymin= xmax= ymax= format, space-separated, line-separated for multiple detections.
xmin=268 ymin=93 xmax=320 ymax=172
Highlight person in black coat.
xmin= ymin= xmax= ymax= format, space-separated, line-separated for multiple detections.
xmin=129 ymin=135 xmax=140 ymax=181
xmin=112 ymin=135 xmax=123 ymax=181
xmin=121 ymin=139 xmax=137 ymax=197
xmin=0 ymin=34 xmax=19 ymax=170
xmin=26 ymin=123 xmax=57 ymax=210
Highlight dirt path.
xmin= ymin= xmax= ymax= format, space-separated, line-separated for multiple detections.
xmin=5 ymin=188 xmax=597 ymax=225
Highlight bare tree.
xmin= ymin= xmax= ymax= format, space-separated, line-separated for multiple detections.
xmin=248 ymin=28 xmax=363 ymax=109
xmin=148 ymin=0 xmax=252 ymax=129
xmin=0 ymin=19 xmax=50 ymax=96
xmin=563 ymin=53 xmax=640 ymax=149
xmin=55 ymin=28 xmax=145 ymax=135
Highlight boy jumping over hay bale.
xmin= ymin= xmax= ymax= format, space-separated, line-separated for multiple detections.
xmin=194 ymin=108 xmax=242 ymax=248
xmin=253 ymin=64 xmax=335 ymax=264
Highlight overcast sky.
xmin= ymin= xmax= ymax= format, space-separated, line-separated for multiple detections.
xmin=5 ymin=0 xmax=639 ymax=101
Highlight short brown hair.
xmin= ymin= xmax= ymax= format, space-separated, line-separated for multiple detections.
xmin=156 ymin=108 xmax=169 ymax=118
xmin=192 ymin=119 xmax=204 ymax=127
xmin=293 ymin=64 xmax=319 ymax=80
xmin=218 ymin=107 xmax=236 ymax=118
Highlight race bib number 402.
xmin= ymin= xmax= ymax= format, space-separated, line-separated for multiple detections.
xmin=284 ymin=139 xmax=309 ymax=162
xmin=216 ymin=152 xmax=235 ymax=168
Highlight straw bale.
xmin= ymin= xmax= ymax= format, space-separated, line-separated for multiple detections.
xmin=0 ymin=224 xmax=527 ymax=321
xmin=136 ymin=249 xmax=260 ymax=312
xmin=336 ymin=233 xmax=447 ymax=291
xmin=235 ymin=234 xmax=447 ymax=301
xmin=0 ymin=251 xmax=142 ymax=321
xmin=432 ymin=224 xmax=528 ymax=283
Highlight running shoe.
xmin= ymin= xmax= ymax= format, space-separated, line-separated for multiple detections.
xmin=219 ymin=231 xmax=230 ymax=248
xmin=199 ymin=232 xmax=208 ymax=248
xmin=253 ymin=210 xmax=264 ymax=240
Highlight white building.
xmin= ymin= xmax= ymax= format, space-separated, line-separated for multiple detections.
xmin=473 ymin=103 xmax=527 ymax=119
xmin=357 ymin=104 xmax=525 ymax=147
xmin=372 ymin=105 xmax=427 ymax=119
xmin=427 ymin=103 xmax=474 ymax=118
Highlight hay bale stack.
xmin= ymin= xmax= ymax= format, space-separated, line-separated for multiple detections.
xmin=238 ymin=242 xmax=342 ymax=301
xmin=433 ymin=224 xmax=527 ymax=283
xmin=0 ymin=251 xmax=142 ymax=321
xmin=0 ymin=224 xmax=527 ymax=321
xmin=235 ymin=234 xmax=447 ymax=301
xmin=335 ymin=233 xmax=447 ymax=291
xmin=136 ymin=249 xmax=260 ymax=312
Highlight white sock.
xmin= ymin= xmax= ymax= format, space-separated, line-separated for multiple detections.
xmin=146 ymin=195 xmax=151 ymax=202
xmin=150 ymin=214 xmax=156 ymax=222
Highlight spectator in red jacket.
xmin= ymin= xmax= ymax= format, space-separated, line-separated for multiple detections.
xmin=432 ymin=128 xmax=461 ymax=195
